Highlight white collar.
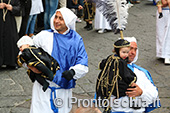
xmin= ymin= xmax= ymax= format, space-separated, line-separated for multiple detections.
xmin=53 ymin=28 xmax=70 ymax=35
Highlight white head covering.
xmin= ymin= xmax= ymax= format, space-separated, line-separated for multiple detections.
xmin=50 ymin=7 xmax=77 ymax=32
xmin=123 ymin=37 xmax=139 ymax=63
xmin=17 ymin=36 xmax=34 ymax=48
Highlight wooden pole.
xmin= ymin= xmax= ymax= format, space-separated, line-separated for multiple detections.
xmin=120 ymin=30 xmax=123 ymax=39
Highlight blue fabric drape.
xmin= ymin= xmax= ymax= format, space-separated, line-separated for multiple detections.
xmin=47 ymin=29 xmax=88 ymax=89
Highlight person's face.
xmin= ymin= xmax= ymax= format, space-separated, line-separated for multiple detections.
xmin=20 ymin=44 xmax=29 ymax=52
xmin=119 ymin=47 xmax=130 ymax=59
xmin=128 ymin=42 xmax=137 ymax=63
xmin=53 ymin=11 xmax=68 ymax=34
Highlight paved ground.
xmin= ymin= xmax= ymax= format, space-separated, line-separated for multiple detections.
xmin=0 ymin=0 xmax=170 ymax=113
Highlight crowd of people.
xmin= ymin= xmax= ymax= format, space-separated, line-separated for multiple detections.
xmin=0 ymin=0 xmax=163 ymax=113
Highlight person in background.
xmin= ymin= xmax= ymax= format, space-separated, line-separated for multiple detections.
xmin=44 ymin=0 xmax=59 ymax=29
xmin=156 ymin=0 xmax=170 ymax=64
xmin=0 ymin=0 xmax=20 ymax=69
xmin=94 ymin=0 xmax=111 ymax=34
xmin=83 ymin=0 xmax=95 ymax=31
xmin=67 ymin=0 xmax=84 ymax=23
xmin=25 ymin=0 xmax=44 ymax=38
xmin=14 ymin=0 xmax=23 ymax=33
xmin=18 ymin=0 xmax=32 ymax=38
xmin=35 ymin=0 xmax=45 ymax=33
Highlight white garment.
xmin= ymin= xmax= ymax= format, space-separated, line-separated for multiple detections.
xmin=58 ymin=0 xmax=67 ymax=8
xmin=156 ymin=7 xmax=170 ymax=58
xmin=30 ymin=0 xmax=44 ymax=15
xmin=30 ymin=80 xmax=72 ymax=113
xmin=15 ymin=16 xmax=22 ymax=32
xmin=30 ymin=30 xmax=88 ymax=113
xmin=111 ymin=66 xmax=158 ymax=112
xmin=17 ymin=36 xmax=34 ymax=48
xmin=30 ymin=31 xmax=88 ymax=113
xmin=94 ymin=6 xmax=111 ymax=30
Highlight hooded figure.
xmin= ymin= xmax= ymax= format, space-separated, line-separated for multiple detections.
xmin=29 ymin=7 xmax=88 ymax=113
xmin=107 ymin=37 xmax=160 ymax=113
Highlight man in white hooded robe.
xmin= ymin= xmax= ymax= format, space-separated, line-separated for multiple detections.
xmin=104 ymin=37 xmax=161 ymax=113
xmin=29 ymin=7 xmax=88 ymax=113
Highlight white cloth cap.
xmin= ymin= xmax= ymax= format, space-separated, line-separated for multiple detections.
xmin=50 ymin=7 xmax=77 ymax=31
xmin=17 ymin=36 xmax=34 ymax=48
xmin=123 ymin=37 xmax=138 ymax=63
xmin=124 ymin=37 xmax=137 ymax=43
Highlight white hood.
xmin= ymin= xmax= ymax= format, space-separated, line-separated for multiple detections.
xmin=124 ymin=37 xmax=139 ymax=63
xmin=50 ymin=7 xmax=77 ymax=32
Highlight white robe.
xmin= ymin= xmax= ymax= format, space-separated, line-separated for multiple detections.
xmin=156 ymin=7 xmax=170 ymax=58
xmin=94 ymin=6 xmax=112 ymax=30
xmin=30 ymin=8 xmax=87 ymax=113
xmin=30 ymin=0 xmax=44 ymax=15
xmin=111 ymin=66 xmax=158 ymax=112
xmin=29 ymin=30 xmax=88 ymax=113
xmin=30 ymin=81 xmax=72 ymax=113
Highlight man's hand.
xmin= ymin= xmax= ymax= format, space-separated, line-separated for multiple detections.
xmin=62 ymin=69 xmax=75 ymax=81
xmin=27 ymin=65 xmax=42 ymax=74
xmin=6 ymin=4 xmax=12 ymax=11
xmin=125 ymin=83 xmax=143 ymax=97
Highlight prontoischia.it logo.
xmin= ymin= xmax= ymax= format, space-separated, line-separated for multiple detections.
xmin=53 ymin=96 xmax=160 ymax=108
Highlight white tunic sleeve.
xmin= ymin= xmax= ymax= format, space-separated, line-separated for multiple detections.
xmin=33 ymin=31 xmax=53 ymax=55
xmin=134 ymin=68 xmax=158 ymax=104
xmin=69 ymin=64 xmax=88 ymax=79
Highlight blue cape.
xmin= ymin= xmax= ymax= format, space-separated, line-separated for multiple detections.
xmin=48 ymin=29 xmax=88 ymax=89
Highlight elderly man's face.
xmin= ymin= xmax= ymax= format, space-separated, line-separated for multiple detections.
xmin=53 ymin=11 xmax=68 ymax=34
xmin=128 ymin=42 xmax=137 ymax=63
